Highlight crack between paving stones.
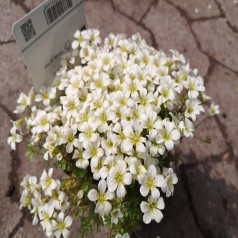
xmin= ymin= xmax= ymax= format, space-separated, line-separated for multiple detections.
xmin=180 ymin=165 xmax=215 ymax=238
xmin=109 ymin=0 xmax=157 ymax=49
xmin=164 ymin=0 xmax=238 ymax=79
xmin=181 ymin=150 xmax=229 ymax=169
xmin=214 ymin=0 xmax=238 ymax=34
xmin=139 ymin=0 xmax=158 ymax=23
xmin=6 ymin=149 xmax=25 ymax=237
xmin=7 ymin=149 xmax=22 ymax=202
xmin=8 ymin=210 xmax=26 ymax=238
xmin=10 ymin=0 xmax=31 ymax=13
xmin=214 ymin=116 xmax=238 ymax=170
xmin=0 ymin=40 xmax=16 ymax=45
xmin=0 ymin=103 xmax=17 ymax=121
xmin=190 ymin=15 xmax=223 ymax=23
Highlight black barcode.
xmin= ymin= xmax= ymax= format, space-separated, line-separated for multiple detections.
xmin=20 ymin=19 xmax=36 ymax=42
xmin=43 ymin=0 xmax=73 ymax=25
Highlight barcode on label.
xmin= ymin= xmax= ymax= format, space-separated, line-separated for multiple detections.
xmin=43 ymin=0 xmax=73 ymax=25
xmin=20 ymin=19 xmax=36 ymax=42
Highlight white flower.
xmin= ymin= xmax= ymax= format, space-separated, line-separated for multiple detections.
xmin=147 ymin=131 xmax=165 ymax=156
xmin=185 ymin=100 xmax=202 ymax=121
xmin=115 ymin=233 xmax=130 ymax=238
xmin=161 ymin=168 xmax=178 ymax=197
xmin=61 ymin=127 xmax=80 ymax=153
xmin=20 ymin=190 xmax=33 ymax=209
xmin=72 ymin=29 xmax=90 ymax=49
xmin=107 ymin=160 xmax=132 ymax=198
xmin=78 ymin=122 xmax=98 ymax=147
xmin=73 ymin=146 xmax=89 ymax=169
xmin=88 ymin=29 xmax=101 ymax=45
xmin=123 ymin=124 xmax=146 ymax=152
xmin=14 ymin=92 xmax=31 ymax=113
xmin=95 ymin=108 xmax=115 ymax=133
xmin=157 ymin=121 xmax=180 ymax=150
xmin=39 ymin=204 xmax=54 ymax=231
xmin=40 ymin=168 xmax=57 ymax=196
xmin=209 ymin=103 xmax=220 ymax=116
xmin=101 ymin=132 xmax=119 ymax=156
xmin=142 ymin=111 xmax=162 ymax=132
xmin=113 ymin=123 xmax=128 ymax=151
xmin=7 ymin=126 xmax=22 ymax=150
xmin=139 ymin=165 xmax=164 ymax=197
xmin=21 ymin=174 xmax=39 ymax=194
xmin=179 ymin=118 xmax=194 ymax=137
xmin=91 ymin=72 xmax=110 ymax=93
xmin=60 ymin=95 xmax=80 ymax=119
xmin=184 ymin=76 xmax=205 ymax=99
xmin=52 ymin=212 xmax=72 ymax=238
xmin=35 ymin=87 xmax=56 ymax=106
xmin=49 ymin=189 xmax=66 ymax=210
xmin=34 ymin=110 xmax=51 ymax=133
xmin=88 ymin=180 xmax=114 ymax=216
xmin=140 ymin=195 xmax=165 ymax=224
xmin=128 ymin=157 xmax=146 ymax=183
xmin=134 ymin=88 xmax=154 ymax=109
xmin=83 ymin=140 xmax=104 ymax=160
xmin=158 ymin=84 xmax=175 ymax=103
xmin=111 ymin=208 xmax=123 ymax=224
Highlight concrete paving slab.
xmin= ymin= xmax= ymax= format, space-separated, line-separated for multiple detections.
xmin=113 ymin=0 xmax=155 ymax=22
xmin=192 ymin=18 xmax=238 ymax=72
xmin=185 ymin=161 xmax=238 ymax=238
xmin=217 ymin=0 xmax=238 ymax=31
xmin=0 ymin=43 xmax=33 ymax=111
xmin=178 ymin=116 xmax=227 ymax=164
xmin=1 ymin=0 xmax=238 ymax=237
xmin=84 ymin=0 xmax=152 ymax=45
xmin=143 ymin=0 xmax=209 ymax=76
xmin=0 ymin=0 xmax=25 ymax=42
xmin=167 ymin=0 xmax=221 ymax=19
xmin=206 ymin=65 xmax=238 ymax=160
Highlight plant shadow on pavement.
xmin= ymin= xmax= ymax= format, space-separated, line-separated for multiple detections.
xmin=139 ymin=155 xmax=238 ymax=238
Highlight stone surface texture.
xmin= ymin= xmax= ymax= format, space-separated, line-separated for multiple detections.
xmin=0 ymin=0 xmax=238 ymax=237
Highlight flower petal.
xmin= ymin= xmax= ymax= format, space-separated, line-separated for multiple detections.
xmin=117 ymin=184 xmax=126 ymax=198
xmin=170 ymin=130 xmax=180 ymax=141
xmin=88 ymin=189 xmax=98 ymax=201
xmin=140 ymin=185 xmax=149 ymax=197
xmin=143 ymin=213 xmax=152 ymax=224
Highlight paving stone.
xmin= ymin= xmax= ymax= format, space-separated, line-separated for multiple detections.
xmin=113 ymin=0 xmax=155 ymax=21
xmin=192 ymin=18 xmax=238 ymax=72
xmin=84 ymin=0 xmax=152 ymax=45
xmin=206 ymin=65 xmax=238 ymax=159
xmin=210 ymin=159 xmax=238 ymax=191
xmin=0 ymin=197 xmax=23 ymax=238
xmin=0 ymin=43 xmax=33 ymax=112
xmin=0 ymin=109 xmax=22 ymax=237
xmin=186 ymin=161 xmax=238 ymax=238
xmin=24 ymin=0 xmax=43 ymax=11
xmin=143 ymin=0 xmax=209 ymax=76
xmin=0 ymin=111 xmax=23 ymax=238
xmin=14 ymin=218 xmax=45 ymax=238
xmin=217 ymin=0 xmax=238 ymax=30
xmin=140 ymin=168 xmax=203 ymax=238
xmin=167 ymin=0 xmax=221 ymax=19
xmin=0 ymin=109 xmax=12 ymax=197
xmin=178 ymin=116 xmax=227 ymax=164
xmin=0 ymin=0 xmax=25 ymax=42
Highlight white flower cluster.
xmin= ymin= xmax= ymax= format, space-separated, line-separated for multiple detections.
xmin=9 ymin=29 xmax=219 ymax=237
xmin=20 ymin=169 xmax=72 ymax=238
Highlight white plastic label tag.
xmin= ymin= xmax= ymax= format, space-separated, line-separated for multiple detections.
xmin=12 ymin=0 xmax=86 ymax=90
